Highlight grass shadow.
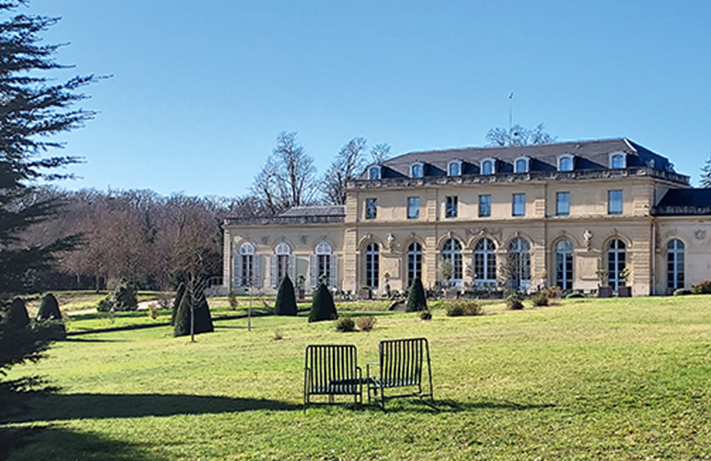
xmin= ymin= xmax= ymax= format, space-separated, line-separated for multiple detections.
xmin=61 ymin=337 xmax=130 ymax=343
xmin=0 ymin=425 xmax=167 ymax=461
xmin=355 ymin=398 xmax=556 ymax=414
xmin=5 ymin=393 xmax=303 ymax=423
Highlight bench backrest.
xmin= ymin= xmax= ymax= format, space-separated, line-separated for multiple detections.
xmin=304 ymin=344 xmax=359 ymax=394
xmin=378 ymin=337 xmax=430 ymax=387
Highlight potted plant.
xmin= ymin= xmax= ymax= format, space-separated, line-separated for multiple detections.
xmin=618 ymin=267 xmax=632 ymax=297
xmin=358 ymin=285 xmax=372 ymax=300
xmin=296 ymin=274 xmax=306 ymax=300
xmin=596 ymin=269 xmax=612 ymax=298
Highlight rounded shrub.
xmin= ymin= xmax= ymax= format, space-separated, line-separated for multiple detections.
xmin=97 ymin=295 xmax=113 ymax=312
xmin=565 ymin=290 xmax=585 ymax=299
xmin=506 ymin=294 xmax=524 ymax=310
xmin=174 ymin=289 xmax=214 ymax=337
xmin=420 ymin=310 xmax=432 ymax=321
xmin=5 ymin=297 xmax=30 ymax=329
xmin=356 ymin=315 xmax=376 ymax=331
xmin=274 ymin=275 xmax=298 ymax=316
xmin=673 ymin=288 xmax=693 ymax=296
xmin=692 ymin=280 xmax=711 ymax=294
xmin=111 ymin=282 xmax=137 ymax=311
xmin=443 ymin=300 xmax=482 ymax=317
xmin=530 ymin=292 xmax=549 ymax=307
xmin=405 ymin=278 xmax=427 ymax=312
xmin=308 ymin=283 xmax=338 ymax=323
xmin=37 ymin=293 xmax=61 ymax=321
xmin=335 ymin=315 xmax=355 ymax=332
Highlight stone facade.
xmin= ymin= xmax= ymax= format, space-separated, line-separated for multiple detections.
xmin=223 ymin=139 xmax=711 ymax=296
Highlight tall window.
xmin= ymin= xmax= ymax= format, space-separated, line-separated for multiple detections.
xmin=667 ymin=239 xmax=685 ymax=290
xmin=448 ymin=161 xmax=461 ymax=177
xmin=238 ymin=242 xmax=255 ymax=286
xmin=407 ymin=197 xmax=420 ymax=219
xmin=556 ymin=192 xmax=570 ymax=216
xmin=555 ymin=240 xmax=574 ymax=290
xmin=515 ymin=157 xmax=529 ymax=173
xmin=315 ymin=241 xmax=331 ymax=286
xmin=479 ymin=194 xmax=491 ymax=217
xmin=508 ymin=237 xmax=531 ymax=291
xmin=512 ymin=193 xmax=526 ymax=217
xmin=365 ymin=242 xmax=380 ymax=289
xmin=558 ymin=155 xmax=573 ymax=172
xmin=473 ymin=238 xmax=496 ymax=286
xmin=411 ymin=163 xmax=424 ymax=178
xmin=607 ymin=239 xmax=626 ymax=291
xmin=610 ymin=153 xmax=625 ymax=169
xmin=481 ymin=159 xmax=495 ymax=175
xmin=608 ymin=190 xmax=623 ymax=215
xmin=365 ymin=198 xmax=377 ymax=220
xmin=275 ymin=242 xmax=291 ymax=281
xmin=441 ymin=238 xmax=463 ymax=285
xmin=445 ymin=196 xmax=458 ymax=218
xmin=407 ymin=242 xmax=423 ymax=287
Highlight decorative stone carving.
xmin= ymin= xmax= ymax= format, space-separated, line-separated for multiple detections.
xmin=695 ymin=229 xmax=707 ymax=240
xmin=386 ymin=232 xmax=396 ymax=251
xmin=300 ymin=235 xmax=308 ymax=244
xmin=261 ymin=236 xmax=269 ymax=245
xmin=583 ymin=229 xmax=593 ymax=250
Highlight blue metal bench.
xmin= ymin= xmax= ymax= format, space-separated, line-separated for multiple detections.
xmin=304 ymin=344 xmax=362 ymax=412
xmin=367 ymin=337 xmax=434 ymax=409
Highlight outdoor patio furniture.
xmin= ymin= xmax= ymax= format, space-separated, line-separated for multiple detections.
xmin=303 ymin=344 xmax=362 ymax=412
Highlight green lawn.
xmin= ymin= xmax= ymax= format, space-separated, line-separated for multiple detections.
xmin=3 ymin=296 xmax=711 ymax=460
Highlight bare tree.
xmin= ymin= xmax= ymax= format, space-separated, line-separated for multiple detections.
xmin=701 ymin=156 xmax=711 ymax=188
xmin=370 ymin=143 xmax=392 ymax=164
xmin=322 ymin=137 xmax=367 ymax=205
xmin=250 ymin=132 xmax=317 ymax=214
xmin=486 ymin=123 xmax=556 ymax=147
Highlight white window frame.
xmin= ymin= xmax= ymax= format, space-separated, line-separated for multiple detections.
xmin=407 ymin=196 xmax=420 ymax=219
xmin=481 ymin=158 xmax=496 ymax=175
xmin=478 ymin=194 xmax=491 ymax=218
xmin=447 ymin=160 xmax=462 ymax=177
xmin=555 ymin=240 xmax=574 ymax=290
xmin=609 ymin=152 xmax=627 ymax=169
xmin=557 ymin=154 xmax=574 ymax=172
xmin=608 ymin=190 xmax=623 ymax=215
xmin=368 ymin=165 xmax=381 ymax=180
xmin=411 ymin=162 xmax=424 ymax=178
xmin=512 ymin=193 xmax=526 ymax=217
xmin=473 ymin=238 xmax=496 ymax=286
xmin=556 ymin=191 xmax=570 ymax=216
xmin=514 ymin=156 xmax=530 ymax=173
xmin=666 ymin=239 xmax=685 ymax=290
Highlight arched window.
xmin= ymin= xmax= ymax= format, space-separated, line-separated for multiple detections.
xmin=411 ymin=162 xmax=424 ymax=178
xmin=473 ymin=238 xmax=497 ymax=287
xmin=555 ymin=240 xmax=574 ymax=290
xmin=448 ymin=160 xmax=462 ymax=177
xmin=508 ymin=237 xmax=531 ymax=291
xmin=514 ymin=157 xmax=529 ymax=173
xmin=365 ymin=242 xmax=380 ymax=289
xmin=274 ymin=242 xmax=292 ymax=284
xmin=368 ymin=165 xmax=381 ymax=180
xmin=667 ymin=239 xmax=685 ymax=290
xmin=236 ymin=242 xmax=255 ymax=287
xmin=607 ymin=239 xmax=626 ymax=291
xmin=407 ymin=242 xmax=423 ymax=287
xmin=558 ymin=154 xmax=574 ymax=172
xmin=610 ymin=153 xmax=626 ymax=169
xmin=481 ymin=158 xmax=495 ymax=175
xmin=441 ymin=238 xmax=463 ymax=286
xmin=311 ymin=241 xmax=337 ymax=288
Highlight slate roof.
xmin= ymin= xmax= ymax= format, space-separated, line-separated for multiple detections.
xmin=654 ymin=189 xmax=711 ymax=216
xmin=278 ymin=206 xmax=346 ymax=217
xmin=359 ymin=138 xmax=674 ymax=179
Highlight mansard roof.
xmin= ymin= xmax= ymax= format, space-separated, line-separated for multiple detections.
xmin=278 ymin=206 xmax=345 ymax=218
xmin=360 ymin=138 xmax=675 ymax=179
xmin=654 ymin=189 xmax=711 ymax=216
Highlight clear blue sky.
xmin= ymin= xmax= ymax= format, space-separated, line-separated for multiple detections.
xmin=21 ymin=0 xmax=711 ymax=197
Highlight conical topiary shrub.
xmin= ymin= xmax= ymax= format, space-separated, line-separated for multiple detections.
xmin=406 ymin=278 xmax=427 ymax=312
xmin=174 ymin=288 xmax=215 ymax=337
xmin=37 ymin=293 xmax=62 ymax=320
xmin=308 ymin=283 xmax=338 ymax=323
xmin=5 ymin=297 xmax=30 ymax=329
xmin=274 ymin=275 xmax=298 ymax=316
xmin=171 ymin=282 xmax=186 ymax=326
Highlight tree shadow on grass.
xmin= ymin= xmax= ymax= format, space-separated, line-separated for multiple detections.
xmin=5 ymin=393 xmax=302 ymax=424
xmin=61 ymin=337 xmax=130 ymax=343
xmin=357 ymin=398 xmax=556 ymax=414
xmin=0 ymin=425 xmax=167 ymax=461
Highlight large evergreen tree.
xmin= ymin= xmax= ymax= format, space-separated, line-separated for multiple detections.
xmin=173 ymin=287 xmax=214 ymax=337
xmin=0 ymin=1 xmax=97 ymax=300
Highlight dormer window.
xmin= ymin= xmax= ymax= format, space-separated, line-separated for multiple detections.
xmin=481 ymin=158 xmax=496 ymax=175
xmin=558 ymin=154 xmax=574 ymax=172
xmin=411 ymin=162 xmax=424 ymax=178
xmin=447 ymin=160 xmax=462 ymax=177
xmin=368 ymin=165 xmax=381 ymax=180
xmin=514 ymin=157 xmax=530 ymax=173
xmin=610 ymin=153 xmax=626 ymax=169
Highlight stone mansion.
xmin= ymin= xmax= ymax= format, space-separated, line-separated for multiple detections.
xmin=222 ymin=138 xmax=711 ymax=296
